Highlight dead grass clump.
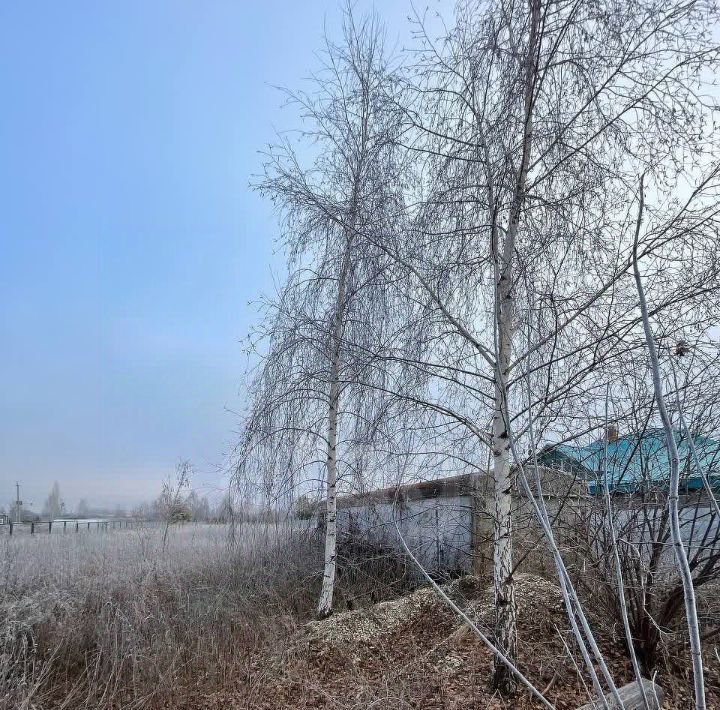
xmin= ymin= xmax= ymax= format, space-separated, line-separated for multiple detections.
xmin=0 ymin=523 xmax=419 ymax=710
xmin=0 ymin=524 xmax=315 ymax=709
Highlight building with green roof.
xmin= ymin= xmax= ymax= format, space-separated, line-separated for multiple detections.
xmin=537 ymin=428 xmax=720 ymax=495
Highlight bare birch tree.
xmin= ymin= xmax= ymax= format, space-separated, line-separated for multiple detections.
xmin=375 ymin=0 xmax=720 ymax=693
xmin=241 ymin=8 xmax=402 ymax=618
xmin=242 ymin=0 xmax=720 ymax=699
xmin=158 ymin=460 xmax=192 ymax=551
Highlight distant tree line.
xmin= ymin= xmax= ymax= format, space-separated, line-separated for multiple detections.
xmin=2 ymin=477 xmax=239 ymax=525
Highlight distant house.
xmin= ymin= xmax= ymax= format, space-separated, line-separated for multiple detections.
xmin=537 ymin=427 xmax=720 ymax=495
xmin=1 ymin=508 xmax=39 ymax=524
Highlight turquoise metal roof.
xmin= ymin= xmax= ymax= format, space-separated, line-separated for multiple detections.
xmin=544 ymin=428 xmax=720 ymax=494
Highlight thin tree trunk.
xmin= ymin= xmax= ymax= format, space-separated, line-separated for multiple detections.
xmin=491 ymin=0 xmax=540 ymax=691
xmin=491 ymin=376 xmax=517 ymax=693
xmin=316 ymin=52 xmax=369 ymax=617
xmin=632 ymin=175 xmax=706 ymax=709
xmin=317 ymin=364 xmax=341 ymax=617
xmin=491 ymin=191 xmax=522 ymax=693
xmin=602 ymin=388 xmax=650 ymax=709
xmin=317 ymin=241 xmax=353 ymax=619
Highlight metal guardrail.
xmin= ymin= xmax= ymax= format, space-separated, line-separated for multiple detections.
xmin=0 ymin=519 xmax=158 ymax=536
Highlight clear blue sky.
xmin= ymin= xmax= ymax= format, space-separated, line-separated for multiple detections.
xmin=0 ymin=0 xmax=414 ymax=511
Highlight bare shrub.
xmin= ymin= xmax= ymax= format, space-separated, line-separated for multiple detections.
xmin=520 ymin=487 xmax=720 ymax=684
xmin=333 ymin=534 xmax=417 ymax=609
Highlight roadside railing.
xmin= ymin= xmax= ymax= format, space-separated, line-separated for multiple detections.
xmin=0 ymin=519 xmax=159 ymax=536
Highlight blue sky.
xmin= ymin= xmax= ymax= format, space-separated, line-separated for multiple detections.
xmin=0 ymin=0 xmax=415 ymax=510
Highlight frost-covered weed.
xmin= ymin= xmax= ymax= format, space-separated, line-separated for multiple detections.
xmin=0 ymin=523 xmax=315 ymax=710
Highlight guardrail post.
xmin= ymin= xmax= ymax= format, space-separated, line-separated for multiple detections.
xmin=48 ymin=521 xmax=52 ymax=534
xmin=9 ymin=522 xmax=13 ymax=536
xmin=63 ymin=521 xmax=67 ymax=532
xmin=76 ymin=521 xmax=79 ymax=532
xmin=31 ymin=522 xmax=35 ymax=534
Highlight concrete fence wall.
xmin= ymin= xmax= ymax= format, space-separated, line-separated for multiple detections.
xmin=333 ymin=467 xmax=586 ymax=577
xmin=338 ymin=495 xmax=474 ymax=576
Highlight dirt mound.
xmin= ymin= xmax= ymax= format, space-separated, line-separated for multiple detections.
xmin=301 ymin=573 xmax=590 ymax=708
xmin=457 ymin=573 xmax=566 ymax=635
xmin=307 ymin=586 xmax=438 ymax=647
xmin=306 ymin=573 xmax=564 ymax=659
xmin=193 ymin=573 xmax=720 ymax=709
xmin=306 ymin=575 xmax=485 ymax=658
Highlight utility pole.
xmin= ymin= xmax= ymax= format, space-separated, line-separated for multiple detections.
xmin=15 ymin=481 xmax=22 ymax=523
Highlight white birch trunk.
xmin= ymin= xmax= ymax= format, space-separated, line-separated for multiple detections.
xmin=317 ymin=251 xmax=350 ymax=618
xmin=491 ymin=201 xmax=520 ymax=692
xmin=491 ymin=1 xmax=540 ymax=691
xmin=317 ymin=362 xmax=341 ymax=618
xmin=491 ymin=371 xmax=517 ymax=692
xmin=316 ymin=70 xmax=367 ymax=617
xmin=632 ymin=178 xmax=706 ymax=708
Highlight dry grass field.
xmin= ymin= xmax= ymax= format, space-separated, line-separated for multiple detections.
xmin=0 ymin=522 xmax=323 ymax=710
xmin=2 ymin=520 xmax=719 ymax=709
